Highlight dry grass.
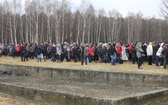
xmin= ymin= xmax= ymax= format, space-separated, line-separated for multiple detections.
xmin=0 ymin=56 xmax=168 ymax=75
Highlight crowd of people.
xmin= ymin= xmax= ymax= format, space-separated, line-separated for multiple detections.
xmin=0 ymin=41 xmax=168 ymax=69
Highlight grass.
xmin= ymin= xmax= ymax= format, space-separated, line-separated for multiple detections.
xmin=0 ymin=56 xmax=168 ymax=75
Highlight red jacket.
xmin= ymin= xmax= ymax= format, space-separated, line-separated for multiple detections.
xmin=117 ymin=47 xmax=122 ymax=55
xmin=88 ymin=47 xmax=95 ymax=56
xmin=128 ymin=44 xmax=133 ymax=54
xmin=15 ymin=45 xmax=20 ymax=52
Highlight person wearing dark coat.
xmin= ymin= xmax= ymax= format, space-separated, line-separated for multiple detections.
xmin=11 ymin=45 xmax=16 ymax=57
xmin=108 ymin=43 xmax=117 ymax=65
xmin=73 ymin=45 xmax=78 ymax=62
xmin=132 ymin=46 xmax=137 ymax=64
xmin=42 ymin=47 xmax=47 ymax=62
xmin=97 ymin=46 xmax=103 ymax=62
xmin=20 ymin=44 xmax=27 ymax=61
xmin=35 ymin=45 xmax=42 ymax=62
xmin=30 ymin=43 xmax=35 ymax=59
xmin=50 ymin=45 xmax=56 ymax=63
xmin=141 ymin=43 xmax=147 ymax=62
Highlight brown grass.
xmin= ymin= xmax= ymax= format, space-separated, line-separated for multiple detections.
xmin=0 ymin=56 xmax=168 ymax=75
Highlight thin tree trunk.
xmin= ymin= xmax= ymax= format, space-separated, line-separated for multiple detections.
xmin=41 ymin=15 xmax=44 ymax=43
xmin=20 ymin=16 xmax=24 ymax=43
xmin=10 ymin=15 xmax=13 ymax=44
xmin=76 ymin=18 xmax=80 ymax=44
xmin=13 ymin=15 xmax=17 ymax=44
xmin=87 ymin=18 xmax=91 ymax=43
xmin=1 ymin=14 xmax=4 ymax=44
xmin=82 ymin=18 xmax=86 ymax=43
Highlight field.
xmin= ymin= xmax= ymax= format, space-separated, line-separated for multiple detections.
xmin=0 ymin=56 xmax=168 ymax=75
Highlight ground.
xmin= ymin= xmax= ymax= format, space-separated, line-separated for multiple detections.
xmin=0 ymin=56 xmax=168 ymax=75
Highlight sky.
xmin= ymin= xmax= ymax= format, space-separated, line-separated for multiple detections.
xmin=71 ymin=0 xmax=162 ymax=18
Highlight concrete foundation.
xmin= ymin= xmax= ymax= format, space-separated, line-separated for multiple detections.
xmin=0 ymin=64 xmax=168 ymax=86
xmin=0 ymin=64 xmax=168 ymax=105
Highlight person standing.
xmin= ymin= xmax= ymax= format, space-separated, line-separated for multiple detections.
xmin=116 ymin=42 xmax=123 ymax=64
xmin=156 ymin=43 xmax=164 ymax=68
xmin=50 ymin=44 xmax=56 ymax=63
xmin=146 ymin=42 xmax=153 ymax=65
xmin=35 ymin=45 xmax=42 ymax=62
xmin=121 ymin=44 xmax=128 ymax=62
xmin=108 ymin=43 xmax=117 ymax=65
xmin=30 ymin=43 xmax=35 ymax=59
xmin=20 ymin=44 xmax=26 ymax=61
xmin=84 ymin=44 xmax=89 ymax=65
xmin=56 ymin=44 xmax=62 ymax=63
xmin=132 ymin=45 xmax=137 ymax=64
xmin=136 ymin=42 xmax=144 ymax=69
xmin=88 ymin=45 xmax=95 ymax=63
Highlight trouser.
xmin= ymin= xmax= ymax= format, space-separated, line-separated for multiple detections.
xmin=110 ymin=55 xmax=116 ymax=65
xmin=155 ymin=56 xmax=159 ymax=66
xmin=88 ymin=55 xmax=92 ymax=63
xmin=51 ymin=53 xmax=56 ymax=62
xmin=37 ymin=54 xmax=41 ymax=62
xmin=84 ymin=55 xmax=88 ymax=65
xmin=81 ymin=56 xmax=84 ymax=65
xmin=66 ymin=52 xmax=71 ymax=62
xmin=47 ymin=53 xmax=51 ymax=59
xmin=132 ymin=57 xmax=136 ymax=64
xmin=43 ymin=55 xmax=46 ymax=62
xmin=21 ymin=52 xmax=24 ymax=61
xmin=30 ymin=52 xmax=35 ymax=59
xmin=138 ymin=57 xmax=143 ymax=68
xmin=160 ymin=57 xmax=164 ymax=66
xmin=152 ymin=54 xmax=156 ymax=63
xmin=57 ymin=55 xmax=62 ymax=62
xmin=74 ymin=54 xmax=78 ymax=62
xmin=148 ymin=56 xmax=152 ymax=65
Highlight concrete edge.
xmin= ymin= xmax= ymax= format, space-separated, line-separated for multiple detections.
xmin=0 ymin=82 xmax=168 ymax=105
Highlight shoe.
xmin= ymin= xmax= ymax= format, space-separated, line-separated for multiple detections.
xmin=138 ymin=66 xmax=143 ymax=69
xmin=160 ymin=66 xmax=164 ymax=69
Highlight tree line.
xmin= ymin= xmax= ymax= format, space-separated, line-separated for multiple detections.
xmin=0 ymin=0 xmax=167 ymax=45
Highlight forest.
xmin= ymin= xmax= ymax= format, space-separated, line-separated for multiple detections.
xmin=0 ymin=0 xmax=168 ymax=44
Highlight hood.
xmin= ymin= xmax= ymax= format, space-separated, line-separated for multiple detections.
xmin=160 ymin=43 xmax=164 ymax=47
xmin=136 ymin=42 xmax=142 ymax=47
xmin=149 ymin=42 xmax=152 ymax=45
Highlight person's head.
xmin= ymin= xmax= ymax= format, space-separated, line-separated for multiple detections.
xmin=149 ymin=42 xmax=152 ymax=45
xmin=153 ymin=41 xmax=156 ymax=46
xmin=137 ymin=42 xmax=142 ymax=47
xmin=52 ymin=44 xmax=56 ymax=47
xmin=113 ymin=42 xmax=116 ymax=47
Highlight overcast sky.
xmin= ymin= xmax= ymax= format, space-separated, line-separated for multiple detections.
xmin=71 ymin=0 xmax=162 ymax=18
